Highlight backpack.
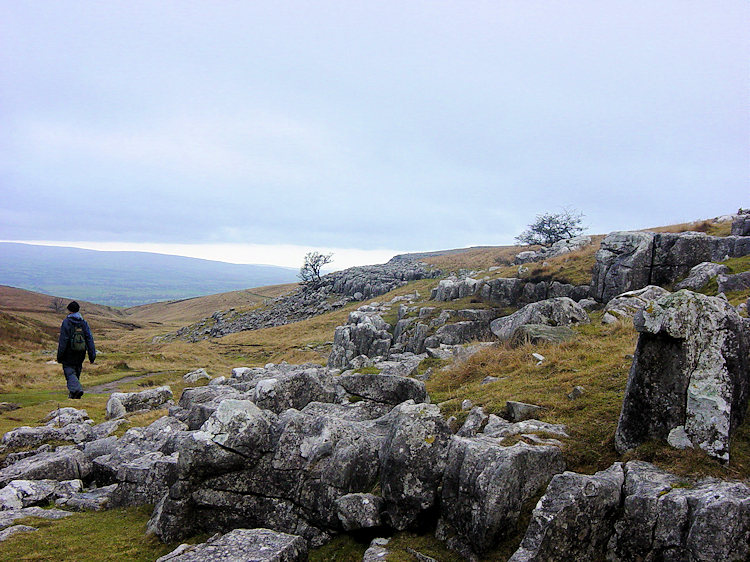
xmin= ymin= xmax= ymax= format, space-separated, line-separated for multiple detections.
xmin=70 ymin=326 xmax=87 ymax=352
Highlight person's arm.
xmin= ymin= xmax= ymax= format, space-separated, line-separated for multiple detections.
xmin=84 ymin=321 xmax=96 ymax=363
xmin=56 ymin=319 xmax=69 ymax=363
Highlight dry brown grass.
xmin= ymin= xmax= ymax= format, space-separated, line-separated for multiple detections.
xmin=421 ymin=245 xmax=532 ymax=272
xmin=646 ymin=218 xmax=733 ymax=237
xmin=125 ymin=283 xmax=297 ymax=326
xmin=427 ymin=314 xmax=750 ymax=479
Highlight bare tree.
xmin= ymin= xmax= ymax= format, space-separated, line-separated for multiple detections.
xmin=299 ymin=252 xmax=333 ymax=285
xmin=515 ymin=209 xmax=585 ymax=247
xmin=50 ymin=297 xmax=67 ymax=313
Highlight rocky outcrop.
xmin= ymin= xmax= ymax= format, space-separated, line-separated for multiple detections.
xmin=608 ymin=461 xmax=750 ymax=561
xmin=601 ymin=285 xmax=671 ymax=324
xmin=105 ymin=386 xmax=174 ymax=420
xmin=614 ymin=291 xmax=749 ymax=462
xmin=338 ymin=373 xmax=427 ymax=405
xmin=432 ymin=277 xmax=589 ymax=307
xmin=328 ymin=311 xmax=393 ymax=369
xmin=0 ymin=479 xmax=82 ymax=510
xmin=490 ymin=297 xmax=590 ymax=341
xmin=0 ymin=447 xmax=92 ymax=487
xmin=509 ymin=463 xmax=624 ymax=561
xmin=170 ymin=260 xmax=437 ymax=342
xmin=718 ymin=271 xmax=750 ymax=294
xmin=510 ymin=460 xmax=750 ymax=561
xmin=509 ymin=324 xmax=576 ymax=347
xmin=591 ymin=231 xmax=750 ymax=302
xmin=514 ymin=236 xmax=593 ymax=264
xmin=156 ymin=528 xmax=308 ymax=562
xmin=379 ymin=402 xmax=452 ymax=530
xmin=674 ymin=262 xmax=730 ymax=291
xmin=732 ymin=213 xmax=750 ymax=236
xmin=437 ymin=438 xmax=565 ymax=556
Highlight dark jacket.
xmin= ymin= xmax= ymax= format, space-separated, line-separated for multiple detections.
xmin=57 ymin=312 xmax=96 ymax=365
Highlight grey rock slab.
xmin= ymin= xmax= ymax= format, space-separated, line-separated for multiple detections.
xmin=607 ymin=461 xmax=750 ymax=561
xmin=456 ymin=407 xmax=488 ymax=437
xmin=106 ymin=386 xmax=173 ymax=419
xmin=155 ymin=528 xmax=308 ymax=562
xmin=506 ymin=401 xmax=543 ymax=422
xmin=614 ymin=290 xmax=749 ymax=462
xmin=335 ymin=493 xmax=383 ymax=531
xmin=0 ymin=506 xmax=73 ymax=530
xmin=718 ymin=271 xmax=750 ymax=293
xmin=437 ymin=438 xmax=566 ymax=555
xmin=56 ymin=484 xmax=118 ymax=511
xmin=43 ymin=407 xmax=90 ymax=426
xmin=380 ymin=401 xmax=452 ymax=530
xmin=491 ymin=297 xmax=589 ymax=341
xmin=183 ymin=368 xmax=211 ymax=383
xmin=338 ymin=373 xmax=427 ymax=405
xmin=0 ymin=524 xmax=37 ymax=542
xmin=0 ymin=478 xmax=82 ymax=510
xmin=0 ymin=448 xmax=92 ymax=487
xmin=509 ymin=463 xmax=624 ymax=561
xmin=110 ymin=452 xmax=179 ymax=507
xmin=509 ymin=324 xmax=576 ymax=347
xmin=674 ymin=262 xmax=730 ymax=291
xmin=363 ymin=537 xmax=391 ymax=561
xmin=602 ymin=285 xmax=671 ymax=323
xmin=201 ymin=399 xmax=272 ymax=459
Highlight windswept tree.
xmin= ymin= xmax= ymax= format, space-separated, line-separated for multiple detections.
xmin=299 ymin=251 xmax=333 ymax=285
xmin=515 ymin=209 xmax=585 ymax=247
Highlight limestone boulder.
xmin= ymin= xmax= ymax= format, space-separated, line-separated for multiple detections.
xmin=0 ymin=479 xmax=82 ymax=510
xmin=607 ymin=461 xmax=750 ymax=561
xmin=109 ymin=452 xmax=179 ymax=508
xmin=338 ymin=372 xmax=426 ymax=405
xmin=718 ymin=271 xmax=750 ymax=294
xmin=335 ymin=493 xmax=384 ymax=531
xmin=509 ymin=324 xmax=576 ymax=347
xmin=590 ymin=231 xmax=655 ymax=303
xmin=601 ymin=285 xmax=671 ymax=324
xmin=55 ymin=484 xmax=118 ymax=511
xmin=614 ymin=290 xmax=749 ymax=462
xmin=328 ymin=312 xmax=393 ymax=369
xmin=155 ymin=528 xmax=308 ymax=562
xmin=379 ymin=402 xmax=452 ymax=530
xmin=490 ymin=298 xmax=589 ymax=341
xmin=183 ymin=369 xmax=211 ymax=383
xmin=509 ymin=463 xmax=624 ymax=561
xmin=437 ymin=438 xmax=565 ymax=555
xmin=106 ymin=386 xmax=173 ymax=420
xmin=0 ymin=447 xmax=92 ymax=487
xmin=433 ymin=321 xmax=493 ymax=345
xmin=674 ymin=262 xmax=730 ymax=291
xmin=732 ymin=213 xmax=750 ymax=236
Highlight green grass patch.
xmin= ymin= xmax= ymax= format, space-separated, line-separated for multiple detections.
xmin=0 ymin=505 xmax=194 ymax=561
xmin=309 ymin=534 xmax=369 ymax=561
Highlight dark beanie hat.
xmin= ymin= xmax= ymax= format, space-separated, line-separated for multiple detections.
xmin=67 ymin=301 xmax=80 ymax=313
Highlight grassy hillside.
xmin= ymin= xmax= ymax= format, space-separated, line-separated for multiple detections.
xmin=0 ymin=242 xmax=299 ymax=307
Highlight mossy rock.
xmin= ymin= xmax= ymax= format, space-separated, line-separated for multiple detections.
xmin=509 ymin=324 xmax=576 ymax=347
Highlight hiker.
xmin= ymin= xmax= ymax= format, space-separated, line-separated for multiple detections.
xmin=56 ymin=301 xmax=96 ymax=399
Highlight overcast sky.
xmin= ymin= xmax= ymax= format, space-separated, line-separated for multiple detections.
xmin=1 ymin=1 xmax=747 ymax=269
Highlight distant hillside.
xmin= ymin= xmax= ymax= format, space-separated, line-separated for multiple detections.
xmin=0 ymin=243 xmax=299 ymax=307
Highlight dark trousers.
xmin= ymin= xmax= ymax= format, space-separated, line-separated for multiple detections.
xmin=63 ymin=363 xmax=84 ymax=395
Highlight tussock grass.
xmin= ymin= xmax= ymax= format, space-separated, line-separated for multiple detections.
xmin=427 ymin=314 xmax=750 ymax=479
xmin=648 ymin=218 xmax=733 ymax=237
xmin=421 ymin=246 xmax=529 ymax=272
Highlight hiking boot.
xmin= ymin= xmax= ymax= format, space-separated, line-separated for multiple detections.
xmin=74 ymin=390 xmax=84 ymax=399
